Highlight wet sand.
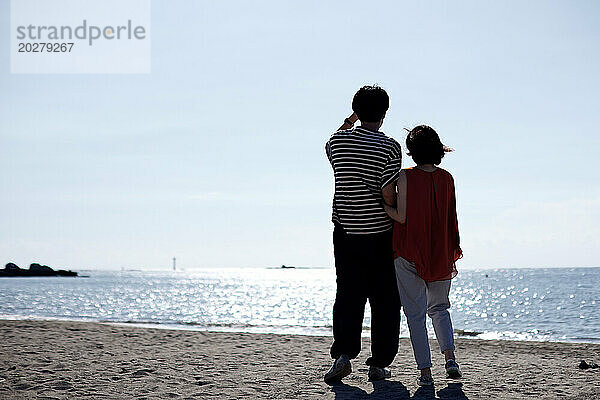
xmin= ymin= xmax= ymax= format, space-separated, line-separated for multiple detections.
xmin=0 ymin=319 xmax=598 ymax=399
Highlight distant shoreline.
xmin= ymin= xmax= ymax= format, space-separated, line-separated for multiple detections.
xmin=7 ymin=265 xmax=598 ymax=273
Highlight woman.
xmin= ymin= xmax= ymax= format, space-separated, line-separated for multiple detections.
xmin=384 ymin=125 xmax=463 ymax=386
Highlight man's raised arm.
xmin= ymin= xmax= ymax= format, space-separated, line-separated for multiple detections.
xmin=337 ymin=112 xmax=358 ymax=131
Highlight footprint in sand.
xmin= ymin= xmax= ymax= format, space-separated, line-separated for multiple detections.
xmin=193 ymin=377 xmax=212 ymax=386
xmin=12 ymin=382 xmax=32 ymax=390
xmin=131 ymin=368 xmax=155 ymax=378
xmin=52 ymin=381 xmax=73 ymax=390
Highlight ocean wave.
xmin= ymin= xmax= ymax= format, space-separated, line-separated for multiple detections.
xmin=2 ymin=314 xmax=598 ymax=343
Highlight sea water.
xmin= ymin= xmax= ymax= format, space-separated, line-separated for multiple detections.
xmin=0 ymin=267 xmax=598 ymax=343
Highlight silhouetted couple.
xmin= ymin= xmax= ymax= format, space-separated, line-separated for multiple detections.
xmin=324 ymin=86 xmax=462 ymax=386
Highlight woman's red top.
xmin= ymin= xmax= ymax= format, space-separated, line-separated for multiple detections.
xmin=392 ymin=167 xmax=462 ymax=282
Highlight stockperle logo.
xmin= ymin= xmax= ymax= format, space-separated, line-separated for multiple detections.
xmin=11 ymin=0 xmax=151 ymax=74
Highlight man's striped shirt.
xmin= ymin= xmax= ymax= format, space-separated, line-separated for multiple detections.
xmin=325 ymin=126 xmax=402 ymax=234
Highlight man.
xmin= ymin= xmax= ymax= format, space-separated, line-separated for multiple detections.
xmin=324 ymin=85 xmax=402 ymax=383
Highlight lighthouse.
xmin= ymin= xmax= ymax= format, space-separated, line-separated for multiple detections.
xmin=172 ymin=257 xmax=176 ymax=271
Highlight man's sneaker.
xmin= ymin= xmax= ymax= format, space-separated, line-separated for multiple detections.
xmin=417 ymin=374 xmax=434 ymax=386
xmin=367 ymin=366 xmax=391 ymax=381
xmin=445 ymin=359 xmax=462 ymax=378
xmin=324 ymin=354 xmax=352 ymax=383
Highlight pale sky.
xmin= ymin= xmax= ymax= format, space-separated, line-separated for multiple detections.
xmin=2 ymin=1 xmax=599 ymax=270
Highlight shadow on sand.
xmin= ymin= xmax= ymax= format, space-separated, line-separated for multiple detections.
xmin=330 ymin=381 xmax=468 ymax=400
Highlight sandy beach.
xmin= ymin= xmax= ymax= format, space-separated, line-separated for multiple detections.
xmin=0 ymin=319 xmax=598 ymax=399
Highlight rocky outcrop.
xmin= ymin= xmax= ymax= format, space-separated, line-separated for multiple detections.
xmin=0 ymin=262 xmax=78 ymax=277
xmin=29 ymin=263 xmax=56 ymax=276
xmin=5 ymin=262 xmax=20 ymax=271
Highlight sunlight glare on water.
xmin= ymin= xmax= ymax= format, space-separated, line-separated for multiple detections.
xmin=0 ymin=267 xmax=598 ymax=343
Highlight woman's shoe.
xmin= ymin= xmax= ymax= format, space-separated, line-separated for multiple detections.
xmin=445 ymin=359 xmax=462 ymax=378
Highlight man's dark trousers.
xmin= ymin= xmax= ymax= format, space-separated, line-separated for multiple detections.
xmin=330 ymin=224 xmax=401 ymax=367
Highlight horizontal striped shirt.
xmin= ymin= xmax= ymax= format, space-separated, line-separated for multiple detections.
xmin=325 ymin=126 xmax=402 ymax=234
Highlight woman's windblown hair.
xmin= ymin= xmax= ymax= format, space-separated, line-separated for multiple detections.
xmin=405 ymin=125 xmax=453 ymax=165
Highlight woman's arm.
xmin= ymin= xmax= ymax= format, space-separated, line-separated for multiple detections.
xmin=383 ymin=170 xmax=407 ymax=223
xmin=448 ymin=176 xmax=463 ymax=260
